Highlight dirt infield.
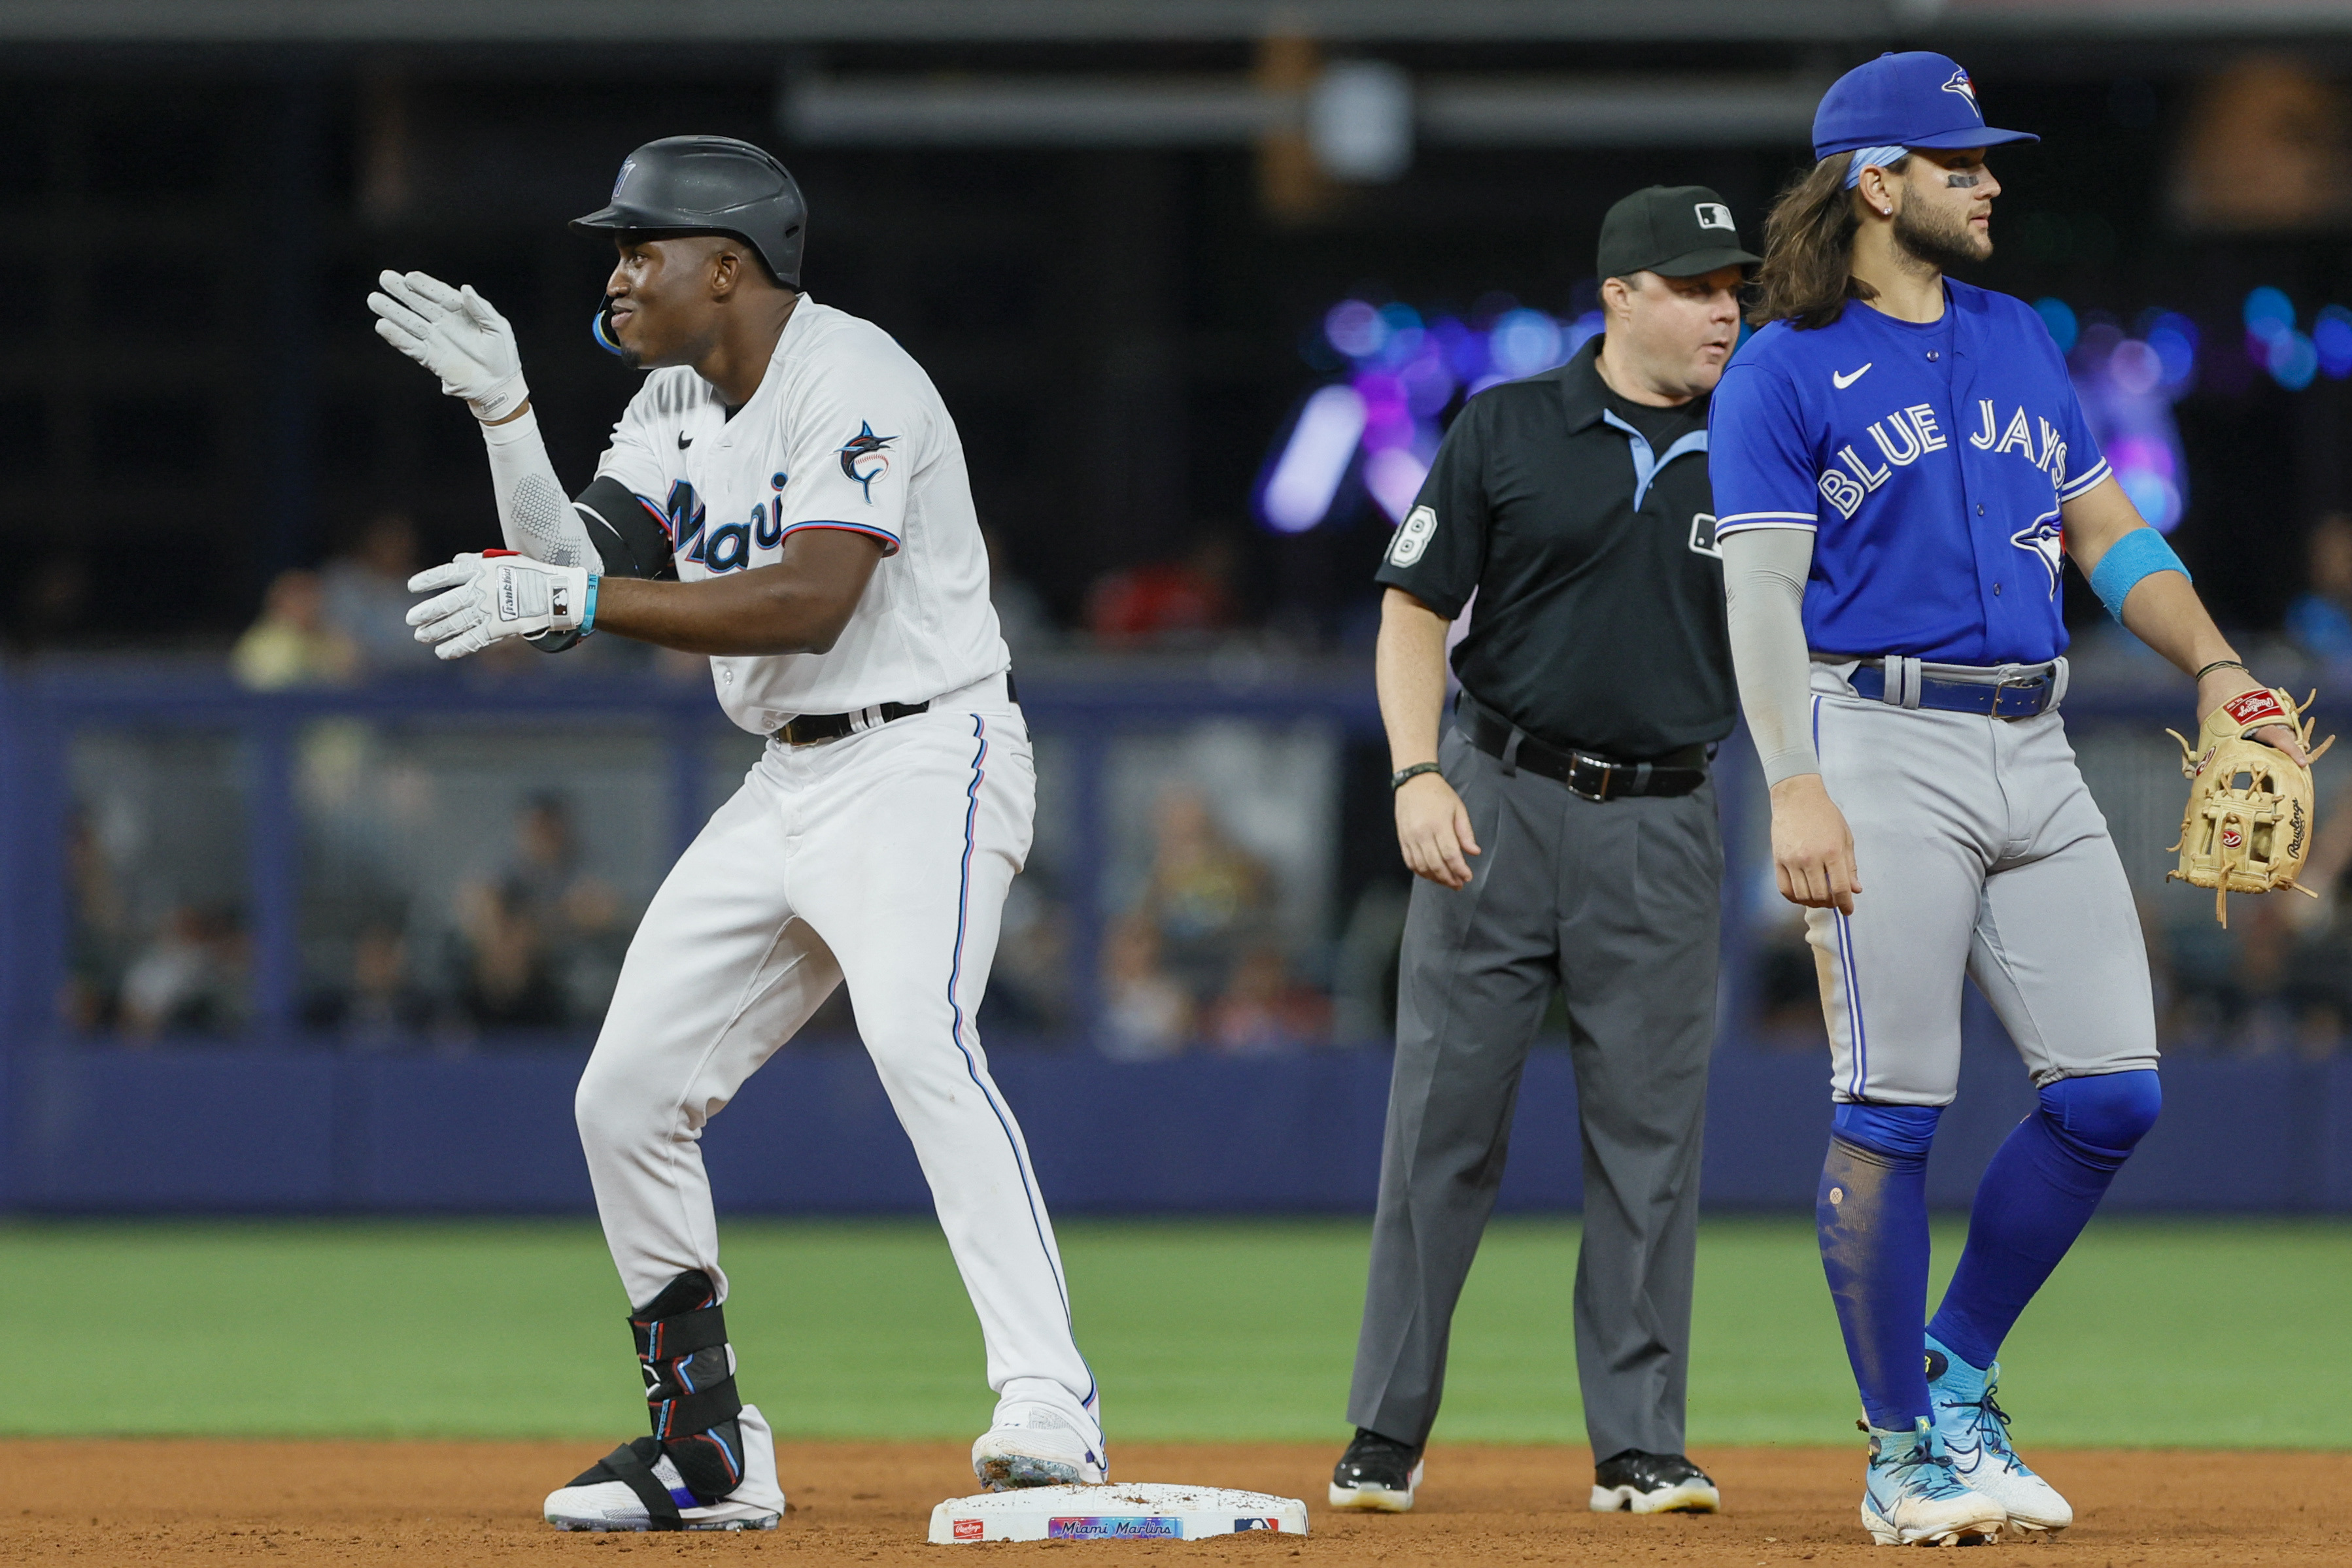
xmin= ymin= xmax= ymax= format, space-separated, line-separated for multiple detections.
xmin=4 ymin=1439 xmax=2347 ymax=1564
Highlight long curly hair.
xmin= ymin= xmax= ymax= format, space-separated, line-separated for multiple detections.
xmin=1748 ymin=152 xmax=1907 ymax=332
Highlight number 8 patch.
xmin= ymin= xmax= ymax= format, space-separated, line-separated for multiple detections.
xmin=1388 ymin=505 xmax=1437 ymax=567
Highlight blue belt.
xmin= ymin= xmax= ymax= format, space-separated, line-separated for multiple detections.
xmin=1845 ymin=658 xmax=2062 ymax=719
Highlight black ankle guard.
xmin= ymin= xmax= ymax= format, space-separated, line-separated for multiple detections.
xmin=628 ymin=1270 xmax=747 ymax=1505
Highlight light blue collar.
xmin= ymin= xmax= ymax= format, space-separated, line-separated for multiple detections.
xmin=1600 ymin=408 xmax=1709 ymax=511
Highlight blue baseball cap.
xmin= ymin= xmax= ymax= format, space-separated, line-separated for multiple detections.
xmin=1811 ymin=52 xmax=2039 ymax=160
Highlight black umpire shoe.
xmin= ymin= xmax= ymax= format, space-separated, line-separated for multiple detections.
xmin=1590 ymin=1449 xmax=1721 ymax=1514
xmin=1328 ymin=1428 xmax=1424 ymax=1512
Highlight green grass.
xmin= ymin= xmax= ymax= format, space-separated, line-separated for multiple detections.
xmin=4 ymin=1216 xmax=2347 ymax=1447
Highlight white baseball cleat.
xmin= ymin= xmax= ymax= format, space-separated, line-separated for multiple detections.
xmin=543 ymin=1447 xmax=782 ymax=1531
xmin=1858 ymin=1418 xmax=2005 ymax=1547
xmin=971 ymin=1401 xmax=1107 ymax=1490
xmin=544 ymin=1402 xmax=786 ymax=1531
xmin=1926 ymin=1338 xmax=2072 ymax=1534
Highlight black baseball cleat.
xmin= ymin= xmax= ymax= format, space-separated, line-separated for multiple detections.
xmin=1328 ymin=1428 xmax=1424 ymax=1512
xmin=1590 ymin=1449 xmax=1721 ymax=1514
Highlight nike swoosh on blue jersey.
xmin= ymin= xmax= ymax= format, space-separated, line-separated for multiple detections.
xmin=1832 ymin=363 xmax=1873 ymax=389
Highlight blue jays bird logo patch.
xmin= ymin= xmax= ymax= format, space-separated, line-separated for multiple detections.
xmin=1943 ymin=69 xmax=1981 ymax=118
xmin=2010 ymin=508 xmax=2064 ymax=598
xmin=838 ymin=422 xmax=897 ymax=502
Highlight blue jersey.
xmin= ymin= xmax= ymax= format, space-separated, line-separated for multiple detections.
xmin=1707 ymin=279 xmax=2108 ymax=665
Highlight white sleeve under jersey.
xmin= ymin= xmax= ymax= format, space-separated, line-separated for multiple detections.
xmin=590 ymin=298 xmax=1008 ymax=735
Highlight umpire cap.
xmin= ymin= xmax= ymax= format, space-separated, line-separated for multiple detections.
xmin=572 ymin=136 xmax=807 ymax=290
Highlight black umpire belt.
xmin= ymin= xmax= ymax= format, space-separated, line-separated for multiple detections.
xmin=772 ymin=671 xmax=1019 ymax=746
xmin=1459 ymin=700 xmax=1708 ymax=802
xmin=1838 ymin=654 xmax=2068 ymax=720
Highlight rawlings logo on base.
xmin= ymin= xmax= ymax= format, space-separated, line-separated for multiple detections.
xmin=952 ymin=1518 xmax=983 ymax=1541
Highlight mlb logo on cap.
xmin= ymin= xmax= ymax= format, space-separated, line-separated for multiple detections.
xmin=1812 ymin=51 xmax=2039 ymax=161
xmin=1694 ymin=202 xmax=1735 ymax=232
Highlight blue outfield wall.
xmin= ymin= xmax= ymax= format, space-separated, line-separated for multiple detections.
xmin=5 ymin=1031 xmax=2349 ymax=1215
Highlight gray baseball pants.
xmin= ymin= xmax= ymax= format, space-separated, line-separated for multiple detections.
xmin=1346 ymin=721 xmax=1721 ymax=1461
xmin=1805 ymin=662 xmax=2159 ymax=1104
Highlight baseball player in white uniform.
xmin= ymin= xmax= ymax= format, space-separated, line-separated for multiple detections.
xmin=366 ymin=135 xmax=1102 ymax=1533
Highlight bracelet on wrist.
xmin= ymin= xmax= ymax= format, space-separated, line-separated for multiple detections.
xmin=2194 ymin=658 xmax=2250 ymax=682
xmin=1390 ymin=761 xmax=1443 ymax=792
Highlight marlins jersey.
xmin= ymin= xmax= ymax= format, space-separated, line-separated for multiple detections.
xmin=1707 ymin=279 xmax=2109 ymax=666
xmin=592 ymin=297 xmax=1007 ymax=734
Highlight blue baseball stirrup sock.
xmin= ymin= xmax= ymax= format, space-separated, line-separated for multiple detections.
xmin=1820 ymin=1102 xmax=1943 ymax=1432
xmin=1928 ymin=1070 xmax=2162 ymax=1371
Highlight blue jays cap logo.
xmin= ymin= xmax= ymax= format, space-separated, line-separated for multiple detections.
xmin=838 ymin=421 xmax=897 ymax=501
xmin=1943 ymin=69 xmax=1982 ymax=120
xmin=2011 ymin=509 xmax=2064 ymax=598
xmin=613 ymin=158 xmax=636 ymax=199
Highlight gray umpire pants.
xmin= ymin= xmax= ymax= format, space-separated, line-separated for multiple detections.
xmin=1346 ymin=720 xmax=1721 ymax=1461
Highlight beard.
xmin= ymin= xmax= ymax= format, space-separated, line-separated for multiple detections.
xmin=1892 ymin=197 xmax=1990 ymax=273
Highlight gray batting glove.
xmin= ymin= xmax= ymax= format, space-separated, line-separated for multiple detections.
xmin=367 ymin=269 xmax=530 ymax=422
xmin=407 ymin=552 xmax=593 ymax=660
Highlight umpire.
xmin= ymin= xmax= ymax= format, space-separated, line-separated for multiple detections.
xmin=1331 ymin=187 xmax=1758 ymax=1517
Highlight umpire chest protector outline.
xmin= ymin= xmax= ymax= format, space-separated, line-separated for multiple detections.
xmin=1709 ymin=281 xmax=2110 ymax=667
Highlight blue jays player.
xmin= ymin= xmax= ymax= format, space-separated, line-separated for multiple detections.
xmin=1711 ymin=55 xmax=2308 ymax=1546
xmin=367 ymin=137 xmax=1103 ymax=1531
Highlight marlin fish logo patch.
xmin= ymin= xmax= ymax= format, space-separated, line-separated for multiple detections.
xmin=1943 ymin=69 xmax=1982 ymax=119
xmin=2011 ymin=507 xmax=2064 ymax=597
xmin=837 ymin=422 xmax=898 ymax=502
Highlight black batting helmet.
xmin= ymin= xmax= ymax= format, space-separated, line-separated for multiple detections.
xmin=571 ymin=135 xmax=806 ymax=290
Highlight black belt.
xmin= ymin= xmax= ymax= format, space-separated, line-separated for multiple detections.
xmin=1844 ymin=658 xmax=2058 ymax=719
xmin=773 ymin=672 xmax=1019 ymax=746
xmin=1459 ymin=700 xmax=1708 ymax=802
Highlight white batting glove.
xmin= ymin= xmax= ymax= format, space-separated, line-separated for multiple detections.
xmin=367 ymin=270 xmax=530 ymax=422
xmin=407 ymin=551 xmax=594 ymax=660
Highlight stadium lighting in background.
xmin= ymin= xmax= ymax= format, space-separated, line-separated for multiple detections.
xmin=2036 ymin=296 xmax=2198 ymax=534
xmin=1273 ymin=284 xmax=2352 ymax=540
xmin=1255 ymin=296 xmax=1604 ymax=532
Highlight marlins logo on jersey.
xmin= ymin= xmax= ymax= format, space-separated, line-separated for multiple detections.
xmin=838 ymin=422 xmax=896 ymax=501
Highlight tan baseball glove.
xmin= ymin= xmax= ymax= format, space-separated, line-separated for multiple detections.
xmin=2166 ymin=687 xmax=2334 ymax=926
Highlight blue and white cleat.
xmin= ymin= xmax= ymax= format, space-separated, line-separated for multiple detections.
xmin=1926 ymin=1335 xmax=2073 ymax=1535
xmin=1859 ymin=1417 xmax=2005 ymax=1546
xmin=972 ymin=1401 xmax=1108 ymax=1491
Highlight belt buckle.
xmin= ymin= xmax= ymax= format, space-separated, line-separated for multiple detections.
xmin=1567 ymin=752 xmax=1613 ymax=802
xmin=1989 ymin=666 xmax=2046 ymax=719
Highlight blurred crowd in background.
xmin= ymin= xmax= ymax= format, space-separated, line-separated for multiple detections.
xmin=41 ymin=496 xmax=2352 ymax=1064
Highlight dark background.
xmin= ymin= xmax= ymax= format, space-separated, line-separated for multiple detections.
xmin=4 ymin=31 xmax=2352 ymax=653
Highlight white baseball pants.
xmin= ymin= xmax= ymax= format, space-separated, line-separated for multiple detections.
xmin=574 ymin=684 xmax=1099 ymax=1438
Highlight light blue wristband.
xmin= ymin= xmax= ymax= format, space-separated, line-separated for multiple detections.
xmin=2087 ymin=526 xmax=2189 ymax=622
xmin=580 ymin=573 xmax=599 ymax=637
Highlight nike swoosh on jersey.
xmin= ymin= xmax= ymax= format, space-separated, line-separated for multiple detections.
xmin=677 ymin=432 xmax=692 ymax=449
xmin=1832 ymin=363 xmax=1873 ymax=389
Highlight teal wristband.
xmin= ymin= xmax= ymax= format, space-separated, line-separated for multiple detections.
xmin=580 ymin=573 xmax=599 ymax=636
xmin=2087 ymin=526 xmax=2188 ymax=622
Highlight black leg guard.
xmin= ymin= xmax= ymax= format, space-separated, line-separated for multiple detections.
xmin=630 ymin=1270 xmax=747 ymax=1507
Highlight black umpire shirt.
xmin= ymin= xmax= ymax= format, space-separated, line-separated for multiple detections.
xmin=1374 ymin=336 xmax=1737 ymax=760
